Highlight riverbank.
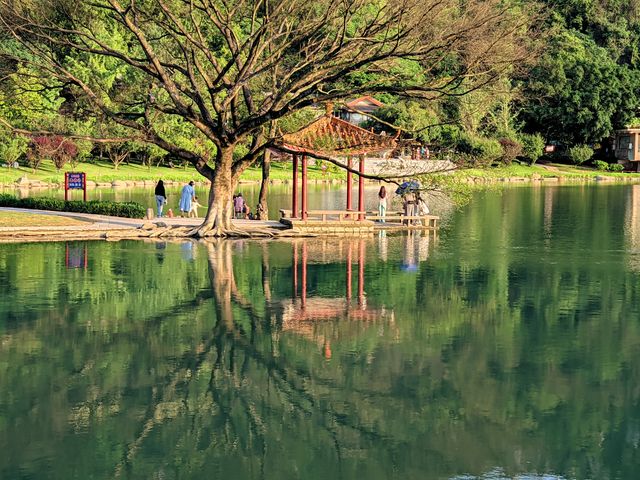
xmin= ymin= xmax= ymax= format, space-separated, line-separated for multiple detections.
xmin=0 ymin=207 xmax=291 ymax=242
xmin=0 ymin=160 xmax=335 ymax=188
xmin=2 ymin=160 xmax=640 ymax=190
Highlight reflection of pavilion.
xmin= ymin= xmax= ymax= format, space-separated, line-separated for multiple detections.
xmin=281 ymin=239 xmax=392 ymax=344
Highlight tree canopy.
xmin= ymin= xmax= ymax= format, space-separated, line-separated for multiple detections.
xmin=0 ymin=0 xmax=534 ymax=234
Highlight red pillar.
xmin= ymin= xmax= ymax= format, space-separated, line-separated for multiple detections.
xmin=358 ymin=154 xmax=365 ymax=220
xmin=346 ymin=156 xmax=353 ymax=211
xmin=358 ymin=239 xmax=365 ymax=307
xmin=292 ymin=154 xmax=299 ymax=218
xmin=301 ymin=155 xmax=308 ymax=220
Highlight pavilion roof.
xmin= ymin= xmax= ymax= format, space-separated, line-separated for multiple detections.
xmin=276 ymin=114 xmax=397 ymax=156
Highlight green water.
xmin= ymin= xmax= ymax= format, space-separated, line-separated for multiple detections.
xmin=2 ymin=185 xmax=640 ymax=479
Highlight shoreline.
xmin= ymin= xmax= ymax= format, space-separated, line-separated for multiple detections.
xmin=3 ymin=172 xmax=640 ymax=190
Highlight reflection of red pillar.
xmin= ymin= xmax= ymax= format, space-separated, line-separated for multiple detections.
xmin=301 ymin=155 xmax=308 ymax=220
xmin=84 ymin=245 xmax=88 ymax=269
xmin=301 ymin=242 xmax=308 ymax=307
xmin=358 ymin=239 xmax=365 ymax=307
xmin=293 ymin=242 xmax=298 ymax=298
xmin=346 ymin=242 xmax=352 ymax=302
xmin=358 ymin=155 xmax=365 ymax=220
xmin=292 ymin=155 xmax=299 ymax=218
xmin=346 ymin=156 xmax=353 ymax=211
xmin=323 ymin=341 xmax=332 ymax=359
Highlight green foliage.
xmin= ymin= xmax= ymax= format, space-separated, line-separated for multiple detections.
xmin=0 ymin=194 xmax=145 ymax=218
xmin=456 ymin=133 xmax=503 ymax=165
xmin=608 ymin=163 xmax=625 ymax=172
xmin=0 ymin=134 xmax=27 ymax=165
xmin=371 ymin=100 xmax=441 ymax=142
xmin=498 ymin=138 xmax=522 ymax=165
xmin=519 ymin=133 xmax=545 ymax=164
xmin=594 ymin=160 xmax=625 ymax=172
xmin=593 ymin=159 xmax=609 ymax=171
xmin=568 ymin=144 xmax=594 ymax=165
xmin=520 ymin=6 xmax=640 ymax=144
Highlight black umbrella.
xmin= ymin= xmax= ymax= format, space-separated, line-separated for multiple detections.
xmin=395 ymin=180 xmax=420 ymax=195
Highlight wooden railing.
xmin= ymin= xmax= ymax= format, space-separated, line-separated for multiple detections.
xmin=280 ymin=209 xmax=367 ymax=221
xmin=366 ymin=211 xmax=439 ymax=228
xmin=279 ymin=209 xmax=439 ymax=227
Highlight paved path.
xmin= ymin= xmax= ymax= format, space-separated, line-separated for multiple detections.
xmin=0 ymin=207 xmax=286 ymax=232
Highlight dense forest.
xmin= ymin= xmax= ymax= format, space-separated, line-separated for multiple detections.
xmin=1 ymin=1 xmax=640 ymax=180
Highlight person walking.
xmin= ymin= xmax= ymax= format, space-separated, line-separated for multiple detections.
xmin=154 ymin=179 xmax=167 ymax=217
xmin=179 ymin=181 xmax=195 ymax=217
xmin=378 ymin=186 xmax=387 ymax=222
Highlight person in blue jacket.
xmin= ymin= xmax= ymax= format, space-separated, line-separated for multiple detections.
xmin=179 ymin=181 xmax=195 ymax=217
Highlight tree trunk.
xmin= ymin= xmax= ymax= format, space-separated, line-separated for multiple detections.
xmin=193 ymin=147 xmax=236 ymax=237
xmin=256 ymin=150 xmax=271 ymax=220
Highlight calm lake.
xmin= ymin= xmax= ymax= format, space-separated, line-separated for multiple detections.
xmin=2 ymin=185 xmax=640 ymax=479
xmin=3 ymin=182 xmax=387 ymax=219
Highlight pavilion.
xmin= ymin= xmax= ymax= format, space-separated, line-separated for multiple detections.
xmin=274 ymin=106 xmax=398 ymax=226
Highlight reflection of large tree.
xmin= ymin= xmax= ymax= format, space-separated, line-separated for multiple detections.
xmin=3 ymin=202 xmax=640 ymax=479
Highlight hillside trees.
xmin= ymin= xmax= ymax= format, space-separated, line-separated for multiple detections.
xmin=519 ymin=0 xmax=640 ymax=144
xmin=0 ymin=0 xmax=536 ymax=235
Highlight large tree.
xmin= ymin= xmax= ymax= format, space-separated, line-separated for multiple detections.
xmin=0 ymin=0 xmax=534 ymax=235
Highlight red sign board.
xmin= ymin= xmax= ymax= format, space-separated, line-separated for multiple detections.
xmin=65 ymin=172 xmax=87 ymax=201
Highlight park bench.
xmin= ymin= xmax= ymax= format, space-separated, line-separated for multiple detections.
xmin=280 ymin=209 xmax=367 ymax=221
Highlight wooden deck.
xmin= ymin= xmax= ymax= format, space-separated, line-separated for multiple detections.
xmin=280 ymin=208 xmax=440 ymax=231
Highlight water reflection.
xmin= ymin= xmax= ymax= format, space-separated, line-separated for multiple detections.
xmin=2 ymin=186 xmax=640 ymax=479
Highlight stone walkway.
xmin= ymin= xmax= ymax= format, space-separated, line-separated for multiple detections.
xmin=0 ymin=207 xmax=287 ymax=242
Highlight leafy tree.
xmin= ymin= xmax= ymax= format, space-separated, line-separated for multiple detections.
xmin=519 ymin=132 xmax=545 ymax=164
xmin=0 ymin=132 xmax=27 ymax=165
xmin=520 ymin=2 xmax=640 ymax=144
xmin=0 ymin=0 xmax=536 ymax=235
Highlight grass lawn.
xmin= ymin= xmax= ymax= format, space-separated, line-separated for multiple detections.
xmin=0 ymin=159 xmax=335 ymax=184
xmin=3 ymin=158 xmax=640 ymax=186
xmin=0 ymin=211 xmax=90 ymax=227
xmin=458 ymin=162 xmax=640 ymax=179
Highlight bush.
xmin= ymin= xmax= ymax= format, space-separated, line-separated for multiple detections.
xmin=593 ymin=160 xmax=609 ymax=171
xmin=608 ymin=163 xmax=625 ymax=172
xmin=0 ymin=195 xmax=146 ymax=218
xmin=456 ymin=134 xmax=503 ymax=166
xmin=498 ymin=138 xmax=522 ymax=165
xmin=568 ymin=144 xmax=594 ymax=165
xmin=519 ymin=133 xmax=545 ymax=164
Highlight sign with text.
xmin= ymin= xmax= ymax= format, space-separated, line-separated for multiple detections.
xmin=65 ymin=172 xmax=87 ymax=201
xmin=66 ymin=172 xmax=85 ymax=189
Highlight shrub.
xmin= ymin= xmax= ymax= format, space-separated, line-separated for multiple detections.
xmin=568 ymin=144 xmax=593 ymax=165
xmin=456 ymin=134 xmax=503 ymax=166
xmin=519 ymin=133 xmax=545 ymax=164
xmin=608 ymin=163 xmax=624 ymax=172
xmin=498 ymin=138 xmax=522 ymax=165
xmin=593 ymin=160 xmax=609 ymax=171
xmin=0 ymin=195 xmax=146 ymax=218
